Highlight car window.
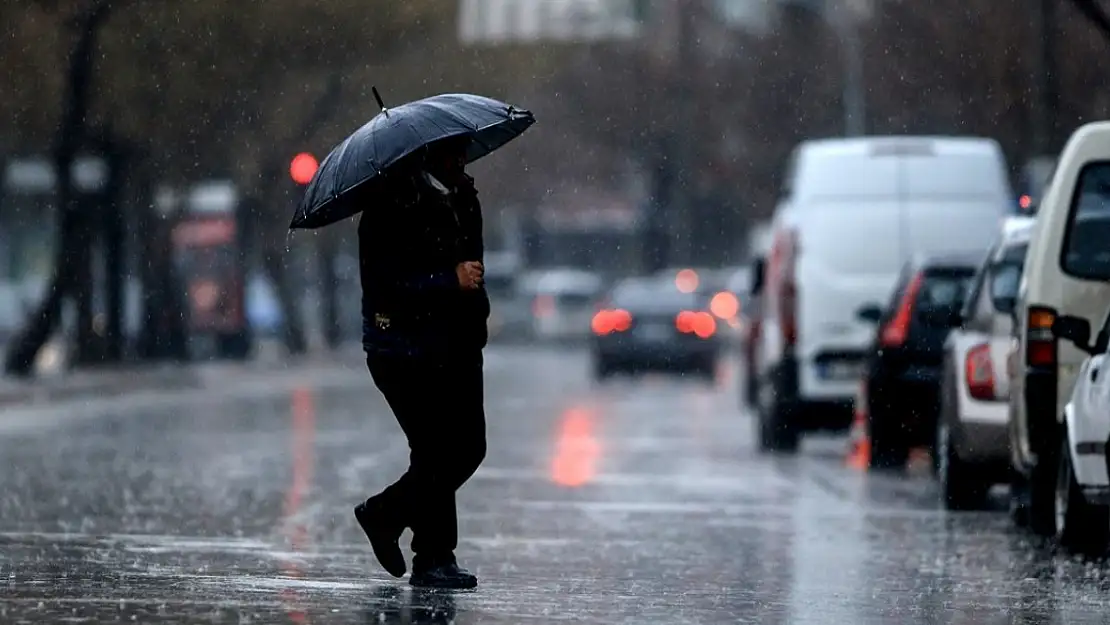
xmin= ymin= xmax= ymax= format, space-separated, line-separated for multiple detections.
xmin=1061 ymin=162 xmax=1110 ymax=281
xmin=916 ymin=270 xmax=974 ymax=309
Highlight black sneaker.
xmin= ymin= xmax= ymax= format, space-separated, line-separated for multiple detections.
xmin=354 ymin=500 xmax=406 ymax=578
xmin=409 ymin=562 xmax=478 ymax=590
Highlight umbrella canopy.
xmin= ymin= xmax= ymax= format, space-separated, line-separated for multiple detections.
xmin=290 ymin=89 xmax=535 ymax=230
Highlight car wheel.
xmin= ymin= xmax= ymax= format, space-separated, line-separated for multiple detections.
xmin=696 ymin=358 xmax=717 ymax=382
xmin=1055 ymin=436 xmax=1110 ymax=555
xmin=868 ymin=398 xmax=908 ymax=471
xmin=593 ymin=358 xmax=614 ymax=381
xmin=756 ymin=367 xmax=800 ymax=453
xmin=1023 ymin=431 xmax=1060 ymax=537
xmin=938 ymin=422 xmax=988 ymax=510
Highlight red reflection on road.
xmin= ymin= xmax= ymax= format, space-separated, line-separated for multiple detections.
xmin=279 ymin=386 xmax=316 ymax=624
xmin=551 ymin=407 xmax=601 ymax=487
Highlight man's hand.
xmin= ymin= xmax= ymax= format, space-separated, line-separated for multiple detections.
xmin=456 ymin=261 xmax=484 ymax=290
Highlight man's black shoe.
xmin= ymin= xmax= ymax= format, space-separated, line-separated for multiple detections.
xmin=354 ymin=500 xmax=406 ymax=578
xmin=409 ymin=562 xmax=478 ymax=589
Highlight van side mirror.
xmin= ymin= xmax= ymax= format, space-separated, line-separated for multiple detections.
xmin=857 ymin=303 xmax=883 ymax=324
xmin=1052 ymin=315 xmax=1097 ymax=354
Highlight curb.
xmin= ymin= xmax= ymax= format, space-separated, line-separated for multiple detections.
xmin=0 ymin=346 xmax=368 ymax=409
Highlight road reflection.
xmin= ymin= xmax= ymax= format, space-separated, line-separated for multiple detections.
xmin=364 ymin=586 xmax=458 ymax=624
xmin=551 ymin=406 xmax=601 ymax=488
xmin=279 ymin=386 xmax=316 ymax=623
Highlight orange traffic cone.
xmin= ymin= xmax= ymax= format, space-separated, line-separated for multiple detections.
xmin=846 ymin=379 xmax=870 ymax=470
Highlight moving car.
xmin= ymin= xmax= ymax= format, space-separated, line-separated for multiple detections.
xmin=1008 ymin=121 xmax=1110 ymax=536
xmin=590 ymin=277 xmax=720 ymax=380
xmin=519 ymin=268 xmax=604 ymax=343
xmin=756 ymin=136 xmax=1012 ymax=452
xmin=937 ymin=217 xmax=1034 ymax=508
xmin=858 ymin=253 xmax=979 ymax=469
xmin=1050 ymin=311 xmax=1110 ymax=555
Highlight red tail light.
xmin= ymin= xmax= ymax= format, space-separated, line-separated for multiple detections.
xmin=676 ymin=310 xmax=716 ymax=338
xmin=592 ymin=309 xmax=632 ymax=335
xmin=881 ymin=272 xmax=924 ymax=347
xmin=769 ymin=228 xmax=799 ymax=346
xmin=533 ymin=294 xmax=555 ymax=318
xmin=965 ymin=343 xmax=996 ymax=400
xmin=709 ymin=291 xmax=740 ymax=320
xmin=1026 ymin=306 xmax=1056 ymax=367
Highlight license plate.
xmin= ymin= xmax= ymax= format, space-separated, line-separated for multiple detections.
xmin=822 ymin=361 xmax=862 ymax=379
xmin=638 ymin=324 xmax=671 ymax=341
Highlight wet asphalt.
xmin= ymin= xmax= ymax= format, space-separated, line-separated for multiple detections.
xmin=3 ymin=346 xmax=1110 ymax=624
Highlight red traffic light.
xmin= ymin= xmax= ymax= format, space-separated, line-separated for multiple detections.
xmin=290 ymin=152 xmax=319 ymax=185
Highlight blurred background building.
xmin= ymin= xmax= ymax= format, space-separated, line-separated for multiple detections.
xmin=2 ymin=0 xmax=1109 ymax=371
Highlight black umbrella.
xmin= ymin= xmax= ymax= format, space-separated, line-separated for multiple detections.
xmin=289 ymin=88 xmax=536 ymax=230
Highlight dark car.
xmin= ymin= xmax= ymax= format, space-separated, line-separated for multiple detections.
xmin=857 ymin=253 xmax=980 ymax=469
xmin=590 ymin=278 xmax=720 ymax=381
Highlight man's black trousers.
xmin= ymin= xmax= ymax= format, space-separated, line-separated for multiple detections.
xmin=366 ymin=350 xmax=486 ymax=569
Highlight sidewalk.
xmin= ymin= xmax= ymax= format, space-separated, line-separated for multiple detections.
xmin=0 ymin=342 xmax=368 ymax=408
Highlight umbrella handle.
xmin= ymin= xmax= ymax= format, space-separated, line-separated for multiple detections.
xmin=372 ymin=86 xmax=388 ymax=116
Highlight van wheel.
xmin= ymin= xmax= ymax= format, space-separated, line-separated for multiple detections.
xmin=1055 ymin=436 xmax=1110 ymax=555
xmin=695 ymin=358 xmax=718 ymax=383
xmin=938 ymin=422 xmax=988 ymax=510
xmin=756 ymin=370 xmax=800 ymax=453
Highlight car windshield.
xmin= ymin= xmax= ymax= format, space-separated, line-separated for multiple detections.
xmin=917 ymin=269 xmax=975 ymax=309
xmin=610 ymin=282 xmax=703 ymax=311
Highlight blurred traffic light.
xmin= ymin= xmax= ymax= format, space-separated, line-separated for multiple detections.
xmin=290 ymin=153 xmax=318 ymax=185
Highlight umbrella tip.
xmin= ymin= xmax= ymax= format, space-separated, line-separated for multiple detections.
xmin=372 ymin=86 xmax=387 ymax=115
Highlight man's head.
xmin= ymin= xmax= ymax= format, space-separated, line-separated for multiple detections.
xmin=425 ymin=135 xmax=470 ymax=183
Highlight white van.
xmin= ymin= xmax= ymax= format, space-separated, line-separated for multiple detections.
xmin=1007 ymin=121 xmax=1110 ymax=536
xmin=755 ymin=136 xmax=1013 ymax=452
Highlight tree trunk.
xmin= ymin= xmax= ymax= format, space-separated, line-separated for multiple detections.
xmin=3 ymin=1 xmax=118 ymax=377
xmin=101 ymin=139 xmax=126 ymax=363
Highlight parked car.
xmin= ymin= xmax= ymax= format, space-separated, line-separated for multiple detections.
xmin=756 ymin=135 xmax=1012 ymax=452
xmin=937 ymin=217 xmax=1034 ymax=509
xmin=1008 ymin=121 xmax=1110 ymax=536
xmin=857 ymin=253 xmax=979 ymax=469
xmin=1049 ymin=311 xmax=1110 ymax=555
xmin=590 ymin=277 xmax=720 ymax=380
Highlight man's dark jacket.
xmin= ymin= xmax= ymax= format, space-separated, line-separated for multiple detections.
xmin=359 ymin=170 xmax=490 ymax=358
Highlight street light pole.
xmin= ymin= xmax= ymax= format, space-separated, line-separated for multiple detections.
xmin=1033 ymin=0 xmax=1057 ymax=155
xmin=840 ymin=16 xmax=865 ymax=136
xmin=831 ymin=0 xmax=866 ymax=137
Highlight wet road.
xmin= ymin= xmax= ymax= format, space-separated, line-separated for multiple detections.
xmin=3 ymin=346 xmax=1110 ymax=624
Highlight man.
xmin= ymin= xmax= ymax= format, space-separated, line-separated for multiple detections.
xmin=354 ymin=134 xmax=489 ymax=590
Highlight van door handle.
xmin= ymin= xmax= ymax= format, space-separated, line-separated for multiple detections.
xmin=1092 ymin=366 xmax=1102 ymax=383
